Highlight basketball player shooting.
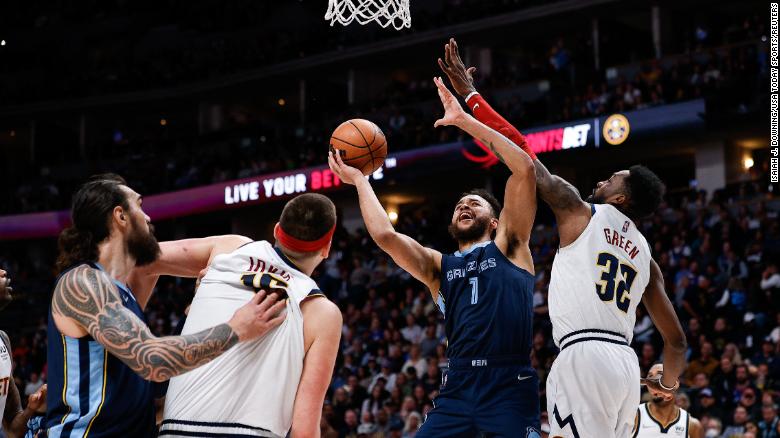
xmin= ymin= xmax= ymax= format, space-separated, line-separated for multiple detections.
xmin=439 ymin=37 xmax=687 ymax=438
xmin=329 ymin=78 xmax=541 ymax=437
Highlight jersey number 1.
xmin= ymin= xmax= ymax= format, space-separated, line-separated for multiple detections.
xmin=595 ymin=252 xmax=636 ymax=313
xmin=469 ymin=278 xmax=479 ymax=305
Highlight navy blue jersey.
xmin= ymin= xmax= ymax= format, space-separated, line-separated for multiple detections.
xmin=438 ymin=241 xmax=535 ymax=359
xmin=45 ymin=263 xmax=157 ymax=438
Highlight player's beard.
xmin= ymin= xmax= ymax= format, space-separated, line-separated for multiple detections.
xmin=586 ymin=188 xmax=604 ymax=204
xmin=127 ymin=218 xmax=161 ymax=267
xmin=448 ymin=215 xmax=491 ymax=243
xmin=651 ymin=395 xmax=673 ymax=406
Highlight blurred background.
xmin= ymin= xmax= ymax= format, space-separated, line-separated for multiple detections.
xmin=0 ymin=0 xmax=777 ymax=436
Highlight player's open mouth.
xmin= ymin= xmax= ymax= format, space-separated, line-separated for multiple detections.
xmin=458 ymin=212 xmax=473 ymax=222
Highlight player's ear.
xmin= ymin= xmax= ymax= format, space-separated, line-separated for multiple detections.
xmin=611 ymin=193 xmax=627 ymax=207
xmin=320 ymin=240 xmax=332 ymax=259
xmin=113 ymin=206 xmax=128 ymax=229
xmin=273 ymin=223 xmax=281 ymax=241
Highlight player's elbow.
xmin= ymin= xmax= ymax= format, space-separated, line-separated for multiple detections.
xmin=509 ymin=153 xmax=535 ymax=178
xmin=373 ymin=230 xmax=399 ymax=249
xmin=137 ymin=367 xmax=169 ymax=382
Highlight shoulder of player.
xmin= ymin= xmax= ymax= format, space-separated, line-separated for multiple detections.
xmin=208 ymin=235 xmax=254 ymax=260
xmin=57 ymin=264 xmax=112 ymax=289
xmin=301 ymin=297 xmax=343 ymax=335
xmin=687 ymin=413 xmax=702 ymax=429
xmin=53 ymin=264 xmax=120 ymax=307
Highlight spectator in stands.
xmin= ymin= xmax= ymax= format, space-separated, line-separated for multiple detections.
xmin=721 ymin=405 xmax=749 ymax=438
xmin=758 ymin=403 xmax=779 ymax=438
xmin=686 ymin=342 xmax=720 ymax=382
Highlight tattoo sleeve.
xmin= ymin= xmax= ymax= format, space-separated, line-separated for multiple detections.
xmin=533 ymin=158 xmax=584 ymax=211
xmin=52 ymin=266 xmax=239 ymax=382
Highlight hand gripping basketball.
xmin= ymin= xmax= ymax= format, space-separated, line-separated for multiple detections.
xmin=328 ymin=150 xmax=364 ymax=186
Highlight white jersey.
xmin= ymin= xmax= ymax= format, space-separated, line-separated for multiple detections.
xmin=635 ymin=403 xmax=691 ymax=437
xmin=0 ymin=334 xmax=11 ymax=412
xmin=549 ymin=203 xmax=652 ymax=347
xmin=161 ymin=240 xmax=323 ymax=438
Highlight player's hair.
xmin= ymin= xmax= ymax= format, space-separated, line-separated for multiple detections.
xmin=461 ymin=189 xmax=502 ymax=218
xmin=56 ymin=174 xmax=129 ymax=272
xmin=622 ymin=165 xmax=665 ymax=219
xmin=278 ymin=193 xmax=337 ymax=256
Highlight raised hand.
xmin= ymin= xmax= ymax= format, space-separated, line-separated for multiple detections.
xmin=227 ymin=290 xmax=287 ymax=342
xmin=433 ymin=76 xmax=467 ymax=128
xmin=328 ymin=150 xmax=365 ymax=185
xmin=438 ymin=38 xmax=477 ymax=98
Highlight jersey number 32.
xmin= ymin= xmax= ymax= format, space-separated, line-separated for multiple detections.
xmin=595 ymin=252 xmax=637 ymax=313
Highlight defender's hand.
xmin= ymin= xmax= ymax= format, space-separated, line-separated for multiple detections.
xmin=228 ymin=290 xmax=287 ymax=342
xmin=438 ymin=38 xmax=477 ymax=98
xmin=433 ymin=76 xmax=467 ymax=128
xmin=0 ymin=269 xmax=13 ymax=311
xmin=328 ymin=150 xmax=364 ymax=185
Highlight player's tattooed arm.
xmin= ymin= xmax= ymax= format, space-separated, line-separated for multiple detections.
xmin=533 ymin=159 xmax=584 ymax=211
xmin=52 ymin=265 xmax=284 ymax=382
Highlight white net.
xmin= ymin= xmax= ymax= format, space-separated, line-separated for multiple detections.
xmin=325 ymin=0 xmax=411 ymax=30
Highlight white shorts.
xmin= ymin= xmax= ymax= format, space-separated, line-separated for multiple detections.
xmin=546 ymin=336 xmax=640 ymax=438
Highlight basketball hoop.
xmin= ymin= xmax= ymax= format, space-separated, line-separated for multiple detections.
xmin=325 ymin=0 xmax=411 ymax=30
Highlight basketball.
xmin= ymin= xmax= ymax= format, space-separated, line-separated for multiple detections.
xmin=329 ymin=119 xmax=387 ymax=176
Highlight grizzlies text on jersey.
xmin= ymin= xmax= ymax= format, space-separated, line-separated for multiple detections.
xmin=417 ymin=241 xmax=540 ymax=438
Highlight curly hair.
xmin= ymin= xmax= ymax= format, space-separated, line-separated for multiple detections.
xmin=623 ymin=165 xmax=665 ymax=219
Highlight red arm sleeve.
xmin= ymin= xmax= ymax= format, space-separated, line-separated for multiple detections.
xmin=465 ymin=93 xmax=537 ymax=161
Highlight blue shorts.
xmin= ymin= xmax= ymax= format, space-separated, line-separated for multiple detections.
xmin=417 ymin=357 xmax=541 ymax=438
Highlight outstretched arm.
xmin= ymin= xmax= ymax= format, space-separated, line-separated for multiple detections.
xmin=328 ymin=152 xmax=442 ymax=297
xmin=641 ymin=259 xmax=687 ymax=393
xmin=439 ymin=37 xmax=590 ymax=247
xmin=52 ymin=265 xmax=286 ymax=382
xmin=128 ymin=234 xmax=252 ymax=307
xmin=432 ymin=77 xmax=536 ymax=269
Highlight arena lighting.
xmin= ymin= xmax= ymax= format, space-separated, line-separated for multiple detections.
xmin=0 ymin=40 xmax=5 ymax=46
xmin=387 ymin=209 xmax=399 ymax=224
xmin=160 ymin=118 xmax=168 ymax=126
xmin=743 ymin=157 xmax=754 ymax=169
xmin=278 ymin=98 xmax=286 ymax=106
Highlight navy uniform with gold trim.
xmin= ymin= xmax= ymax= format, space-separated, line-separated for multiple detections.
xmin=45 ymin=262 xmax=157 ymax=438
xmin=418 ymin=241 xmax=540 ymax=438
